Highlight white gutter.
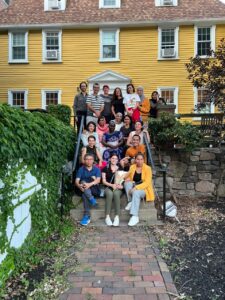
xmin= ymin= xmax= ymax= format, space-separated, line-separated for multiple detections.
xmin=0 ymin=18 xmax=225 ymax=30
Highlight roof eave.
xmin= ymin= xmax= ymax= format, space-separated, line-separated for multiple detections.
xmin=0 ymin=18 xmax=225 ymax=30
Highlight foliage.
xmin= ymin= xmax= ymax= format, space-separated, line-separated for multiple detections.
xmin=0 ymin=104 xmax=75 ymax=286
xmin=47 ymin=104 xmax=72 ymax=126
xmin=174 ymin=122 xmax=203 ymax=151
xmin=186 ymin=38 xmax=225 ymax=112
xmin=148 ymin=113 xmax=202 ymax=151
xmin=0 ymin=218 xmax=77 ymax=299
xmin=0 ymin=104 xmax=75 ymax=168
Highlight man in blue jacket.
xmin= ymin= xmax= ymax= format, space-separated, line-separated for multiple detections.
xmin=75 ymin=154 xmax=101 ymax=225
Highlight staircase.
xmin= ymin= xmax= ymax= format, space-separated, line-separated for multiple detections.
xmin=70 ymin=116 xmax=162 ymax=226
xmin=70 ymin=192 xmax=161 ymax=226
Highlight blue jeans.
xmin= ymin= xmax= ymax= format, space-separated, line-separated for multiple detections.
xmin=124 ymin=181 xmax=146 ymax=217
xmin=81 ymin=183 xmax=100 ymax=216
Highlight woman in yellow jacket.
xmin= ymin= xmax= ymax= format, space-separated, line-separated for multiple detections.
xmin=137 ymin=86 xmax=150 ymax=123
xmin=124 ymin=152 xmax=154 ymax=226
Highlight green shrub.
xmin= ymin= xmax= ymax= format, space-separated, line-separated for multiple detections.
xmin=148 ymin=113 xmax=202 ymax=151
xmin=0 ymin=104 xmax=76 ymax=286
xmin=48 ymin=104 xmax=72 ymax=126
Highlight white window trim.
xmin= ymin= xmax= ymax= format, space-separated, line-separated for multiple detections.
xmin=44 ymin=0 xmax=67 ymax=11
xmin=41 ymin=89 xmax=62 ymax=109
xmin=42 ymin=30 xmax=62 ymax=63
xmin=157 ymin=87 xmax=179 ymax=113
xmin=99 ymin=28 xmax=120 ymax=62
xmin=155 ymin=0 xmax=178 ymax=6
xmin=99 ymin=0 xmax=121 ymax=8
xmin=193 ymin=87 xmax=214 ymax=119
xmin=8 ymin=89 xmax=28 ymax=109
xmin=158 ymin=27 xmax=179 ymax=60
xmin=194 ymin=25 xmax=216 ymax=58
xmin=8 ymin=32 xmax=29 ymax=63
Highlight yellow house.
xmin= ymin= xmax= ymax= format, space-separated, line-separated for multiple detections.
xmin=0 ymin=0 xmax=225 ymax=114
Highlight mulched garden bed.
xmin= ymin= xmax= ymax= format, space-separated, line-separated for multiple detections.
xmin=153 ymin=196 xmax=225 ymax=300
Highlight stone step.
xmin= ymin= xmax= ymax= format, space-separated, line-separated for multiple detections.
xmin=70 ymin=194 xmax=159 ymax=225
xmin=71 ymin=219 xmax=163 ymax=227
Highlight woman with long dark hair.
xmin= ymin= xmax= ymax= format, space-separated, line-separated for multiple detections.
xmin=81 ymin=121 xmax=100 ymax=148
xmin=126 ymin=120 xmax=150 ymax=147
xmin=123 ymin=84 xmax=141 ymax=122
xmin=102 ymin=153 xmax=123 ymax=226
xmin=111 ymin=87 xmax=125 ymax=118
xmin=124 ymin=152 xmax=154 ymax=226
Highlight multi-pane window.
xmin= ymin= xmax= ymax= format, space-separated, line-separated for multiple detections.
xmin=160 ymin=89 xmax=174 ymax=104
xmin=196 ymin=89 xmax=212 ymax=113
xmin=46 ymin=92 xmax=59 ymax=106
xmin=42 ymin=31 xmax=62 ymax=62
xmin=197 ymin=28 xmax=211 ymax=56
xmin=100 ymin=29 xmax=119 ymax=61
xmin=8 ymin=90 xmax=28 ymax=109
xmin=195 ymin=26 xmax=215 ymax=57
xmin=159 ymin=27 xmax=178 ymax=58
xmin=42 ymin=90 xmax=61 ymax=109
xmin=99 ymin=0 xmax=120 ymax=8
xmin=155 ymin=0 xmax=178 ymax=6
xmin=44 ymin=0 xmax=66 ymax=10
xmin=9 ymin=32 xmax=28 ymax=62
xmin=104 ymin=0 xmax=116 ymax=5
xmin=158 ymin=87 xmax=179 ymax=113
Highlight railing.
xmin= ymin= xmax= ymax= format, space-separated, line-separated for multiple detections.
xmin=70 ymin=115 xmax=76 ymax=129
xmin=143 ymin=132 xmax=167 ymax=220
xmin=71 ymin=115 xmax=84 ymax=183
xmin=176 ymin=113 xmax=224 ymax=145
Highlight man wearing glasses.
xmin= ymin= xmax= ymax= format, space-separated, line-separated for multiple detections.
xmin=86 ymin=83 xmax=104 ymax=125
xmin=75 ymin=154 xmax=101 ymax=226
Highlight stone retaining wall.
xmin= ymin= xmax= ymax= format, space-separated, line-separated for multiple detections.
xmin=153 ymin=148 xmax=225 ymax=198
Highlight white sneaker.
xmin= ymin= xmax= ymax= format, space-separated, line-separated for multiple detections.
xmin=105 ymin=215 xmax=113 ymax=226
xmin=125 ymin=202 xmax=132 ymax=211
xmin=128 ymin=216 xmax=139 ymax=227
xmin=113 ymin=215 xmax=119 ymax=227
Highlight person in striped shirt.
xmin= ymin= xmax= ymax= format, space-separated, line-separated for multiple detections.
xmin=86 ymin=83 xmax=104 ymax=125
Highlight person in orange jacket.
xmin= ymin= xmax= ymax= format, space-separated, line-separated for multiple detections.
xmin=137 ymin=86 xmax=150 ymax=123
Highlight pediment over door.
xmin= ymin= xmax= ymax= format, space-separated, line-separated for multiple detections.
xmin=88 ymin=70 xmax=131 ymax=94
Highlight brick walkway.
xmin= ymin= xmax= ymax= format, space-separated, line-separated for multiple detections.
xmin=59 ymin=227 xmax=177 ymax=300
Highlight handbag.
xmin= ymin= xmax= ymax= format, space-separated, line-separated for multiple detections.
xmin=100 ymin=172 xmax=116 ymax=197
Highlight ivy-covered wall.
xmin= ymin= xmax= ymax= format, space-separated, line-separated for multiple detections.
xmin=0 ymin=104 xmax=75 ymax=286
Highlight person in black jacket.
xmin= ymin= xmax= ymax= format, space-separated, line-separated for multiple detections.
xmin=149 ymin=91 xmax=159 ymax=118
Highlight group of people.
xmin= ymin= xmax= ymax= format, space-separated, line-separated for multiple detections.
xmin=74 ymin=82 xmax=157 ymax=227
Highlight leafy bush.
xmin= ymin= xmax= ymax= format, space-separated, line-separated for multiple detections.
xmin=48 ymin=104 xmax=72 ymax=126
xmin=148 ymin=113 xmax=202 ymax=151
xmin=0 ymin=104 xmax=75 ymax=286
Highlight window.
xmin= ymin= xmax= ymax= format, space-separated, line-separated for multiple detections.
xmin=42 ymin=30 xmax=62 ymax=62
xmin=44 ymin=0 xmax=66 ymax=11
xmin=155 ymin=0 xmax=178 ymax=6
xmin=194 ymin=88 xmax=214 ymax=114
xmin=100 ymin=29 xmax=120 ymax=61
xmin=194 ymin=26 xmax=216 ymax=57
xmin=8 ymin=90 xmax=28 ymax=109
xmin=99 ymin=0 xmax=121 ymax=8
xmin=41 ymin=90 xmax=61 ymax=109
xmin=9 ymin=32 xmax=28 ymax=63
xmin=157 ymin=87 xmax=179 ymax=113
xmin=158 ymin=27 xmax=179 ymax=59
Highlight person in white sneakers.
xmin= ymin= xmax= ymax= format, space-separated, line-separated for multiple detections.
xmin=124 ymin=152 xmax=155 ymax=226
xmin=102 ymin=153 xmax=123 ymax=227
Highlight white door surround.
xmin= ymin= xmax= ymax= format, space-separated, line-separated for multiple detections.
xmin=87 ymin=70 xmax=131 ymax=95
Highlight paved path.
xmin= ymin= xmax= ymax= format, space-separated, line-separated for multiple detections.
xmin=59 ymin=226 xmax=177 ymax=300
